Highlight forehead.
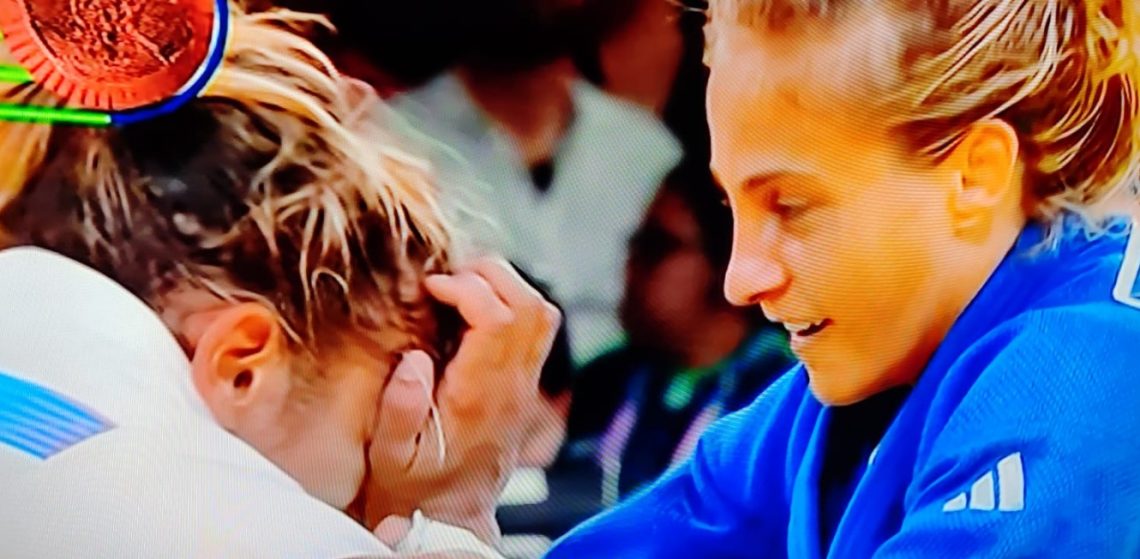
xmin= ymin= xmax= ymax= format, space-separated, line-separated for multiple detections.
xmin=705 ymin=16 xmax=906 ymax=186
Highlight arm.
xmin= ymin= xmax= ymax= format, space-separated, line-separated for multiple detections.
xmin=875 ymin=310 xmax=1140 ymax=558
xmin=544 ymin=369 xmax=806 ymax=559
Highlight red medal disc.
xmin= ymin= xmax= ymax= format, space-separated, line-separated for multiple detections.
xmin=0 ymin=0 xmax=216 ymax=111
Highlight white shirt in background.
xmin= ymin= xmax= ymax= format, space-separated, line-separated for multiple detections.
xmin=388 ymin=73 xmax=683 ymax=366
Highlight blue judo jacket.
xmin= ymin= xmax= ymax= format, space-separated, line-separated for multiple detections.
xmin=546 ymin=218 xmax=1140 ymax=558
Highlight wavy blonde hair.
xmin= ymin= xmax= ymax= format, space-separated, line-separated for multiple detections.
xmin=0 ymin=6 xmax=460 ymax=362
xmin=708 ymin=0 xmax=1140 ymax=240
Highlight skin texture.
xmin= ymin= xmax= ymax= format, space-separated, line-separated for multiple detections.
xmin=179 ymin=256 xmax=561 ymax=540
xmin=362 ymin=258 xmax=562 ymax=543
xmin=183 ymin=300 xmax=421 ymax=509
xmin=706 ymin=13 xmax=1028 ymax=406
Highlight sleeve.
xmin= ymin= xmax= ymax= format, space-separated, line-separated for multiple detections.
xmin=392 ymin=511 xmax=503 ymax=558
xmin=543 ymin=369 xmax=806 ymax=559
xmin=874 ymin=310 xmax=1140 ymax=559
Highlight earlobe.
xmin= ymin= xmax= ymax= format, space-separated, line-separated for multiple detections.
xmin=946 ymin=119 xmax=1022 ymax=231
xmin=186 ymin=303 xmax=291 ymax=430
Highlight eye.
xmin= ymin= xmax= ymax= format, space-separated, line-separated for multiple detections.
xmin=773 ymin=198 xmax=810 ymax=219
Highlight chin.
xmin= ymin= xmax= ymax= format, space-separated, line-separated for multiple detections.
xmin=804 ymin=364 xmax=880 ymax=407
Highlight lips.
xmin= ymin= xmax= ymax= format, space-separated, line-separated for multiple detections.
xmin=782 ymin=318 xmax=833 ymax=337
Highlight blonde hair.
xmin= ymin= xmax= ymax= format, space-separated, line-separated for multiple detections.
xmin=709 ymin=0 xmax=1140 ymax=240
xmin=0 ymin=7 xmax=460 ymax=361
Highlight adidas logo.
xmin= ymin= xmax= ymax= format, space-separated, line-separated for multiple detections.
xmin=941 ymin=452 xmax=1024 ymax=513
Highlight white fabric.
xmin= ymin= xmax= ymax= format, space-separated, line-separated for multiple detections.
xmin=0 ymin=248 xmax=501 ymax=558
xmin=388 ymin=74 xmax=683 ymax=365
xmin=394 ymin=510 xmax=502 ymax=557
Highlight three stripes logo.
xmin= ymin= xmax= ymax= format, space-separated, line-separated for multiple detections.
xmin=942 ymin=452 xmax=1025 ymax=513
xmin=1112 ymin=219 xmax=1140 ymax=310
xmin=0 ymin=370 xmax=114 ymax=460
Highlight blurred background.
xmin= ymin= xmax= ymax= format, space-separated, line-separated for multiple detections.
xmin=268 ymin=1 xmax=796 ymax=556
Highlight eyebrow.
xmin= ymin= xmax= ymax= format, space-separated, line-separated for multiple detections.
xmin=711 ymin=170 xmax=799 ymax=193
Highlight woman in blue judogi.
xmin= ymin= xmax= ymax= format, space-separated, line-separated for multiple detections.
xmin=546 ymin=0 xmax=1140 ymax=557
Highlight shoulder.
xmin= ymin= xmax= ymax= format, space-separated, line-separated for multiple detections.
xmin=0 ymin=423 xmax=386 ymax=557
xmin=386 ymin=73 xmax=462 ymax=119
xmin=381 ymin=74 xmax=480 ymax=160
xmin=569 ymin=80 xmax=682 ymax=167
xmin=973 ymin=302 xmax=1140 ymax=394
xmin=928 ymin=302 xmax=1140 ymax=471
xmin=698 ymin=366 xmax=812 ymax=466
xmin=571 ymin=81 xmax=667 ymax=131
xmin=899 ymin=304 xmax=1140 ymax=554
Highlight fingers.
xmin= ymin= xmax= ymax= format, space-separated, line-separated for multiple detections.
xmin=468 ymin=259 xmax=562 ymax=332
xmin=373 ymin=515 xmax=413 ymax=548
xmin=371 ymin=350 xmax=435 ymax=468
xmin=466 ymin=258 xmax=541 ymax=309
xmin=424 ymin=273 xmax=512 ymax=329
xmin=426 ymin=257 xmax=561 ymax=335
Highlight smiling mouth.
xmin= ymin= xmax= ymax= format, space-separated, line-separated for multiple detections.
xmin=784 ymin=318 xmax=833 ymax=338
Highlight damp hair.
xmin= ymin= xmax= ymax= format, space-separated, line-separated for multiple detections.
xmin=706 ymin=0 xmax=1140 ymax=242
xmin=0 ymin=7 xmax=462 ymax=366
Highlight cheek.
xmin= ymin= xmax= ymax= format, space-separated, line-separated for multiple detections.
xmin=352 ymin=370 xmax=387 ymax=441
xmin=278 ymin=394 xmax=370 ymax=509
xmin=795 ymin=193 xmax=942 ymax=310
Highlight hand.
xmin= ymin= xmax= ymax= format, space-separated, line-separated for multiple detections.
xmin=363 ymin=258 xmax=561 ymax=543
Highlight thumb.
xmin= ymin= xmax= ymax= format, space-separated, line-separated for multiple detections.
xmin=371 ymin=350 xmax=435 ymax=465
xmin=373 ymin=515 xmax=413 ymax=548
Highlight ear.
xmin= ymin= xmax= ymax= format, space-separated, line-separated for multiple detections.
xmin=185 ymin=303 xmax=292 ymax=431
xmin=943 ymin=119 xmax=1022 ymax=233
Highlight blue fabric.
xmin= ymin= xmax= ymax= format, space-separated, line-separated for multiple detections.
xmin=603 ymin=329 xmax=793 ymax=497
xmin=0 ymin=371 xmax=113 ymax=460
xmin=546 ymin=218 xmax=1140 ymax=558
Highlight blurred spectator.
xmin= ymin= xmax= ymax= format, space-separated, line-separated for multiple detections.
xmin=557 ymin=159 xmax=795 ymax=502
xmin=576 ymin=0 xmax=712 ymax=165
xmin=273 ymin=0 xmax=473 ymax=95
xmin=380 ymin=0 xmax=684 ymax=366
xmin=575 ymin=0 xmax=686 ymax=115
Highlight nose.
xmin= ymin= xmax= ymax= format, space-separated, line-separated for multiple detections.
xmin=724 ymin=222 xmax=788 ymax=306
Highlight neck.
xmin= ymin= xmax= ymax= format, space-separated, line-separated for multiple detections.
xmin=680 ymin=309 xmax=752 ymax=369
xmin=458 ymin=60 xmax=576 ymax=166
xmin=897 ymin=217 xmax=1028 ymax=389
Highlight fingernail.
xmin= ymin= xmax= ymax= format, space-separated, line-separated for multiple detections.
xmin=395 ymin=353 xmax=426 ymax=382
xmin=395 ymin=365 xmax=419 ymax=385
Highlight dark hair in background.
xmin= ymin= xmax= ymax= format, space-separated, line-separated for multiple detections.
xmin=458 ymin=0 xmax=639 ymax=74
xmin=658 ymin=158 xmax=772 ymax=327
xmin=659 ymin=157 xmax=733 ymax=278
xmin=286 ymin=0 xmax=638 ymax=87
xmin=575 ymin=0 xmax=712 ymax=165
xmin=265 ymin=0 xmax=464 ymax=87
xmin=662 ymin=0 xmax=713 ymax=166
xmin=512 ymin=264 xmax=575 ymax=398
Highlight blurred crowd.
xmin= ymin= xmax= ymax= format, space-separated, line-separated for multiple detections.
xmin=273 ymin=0 xmax=796 ymax=555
